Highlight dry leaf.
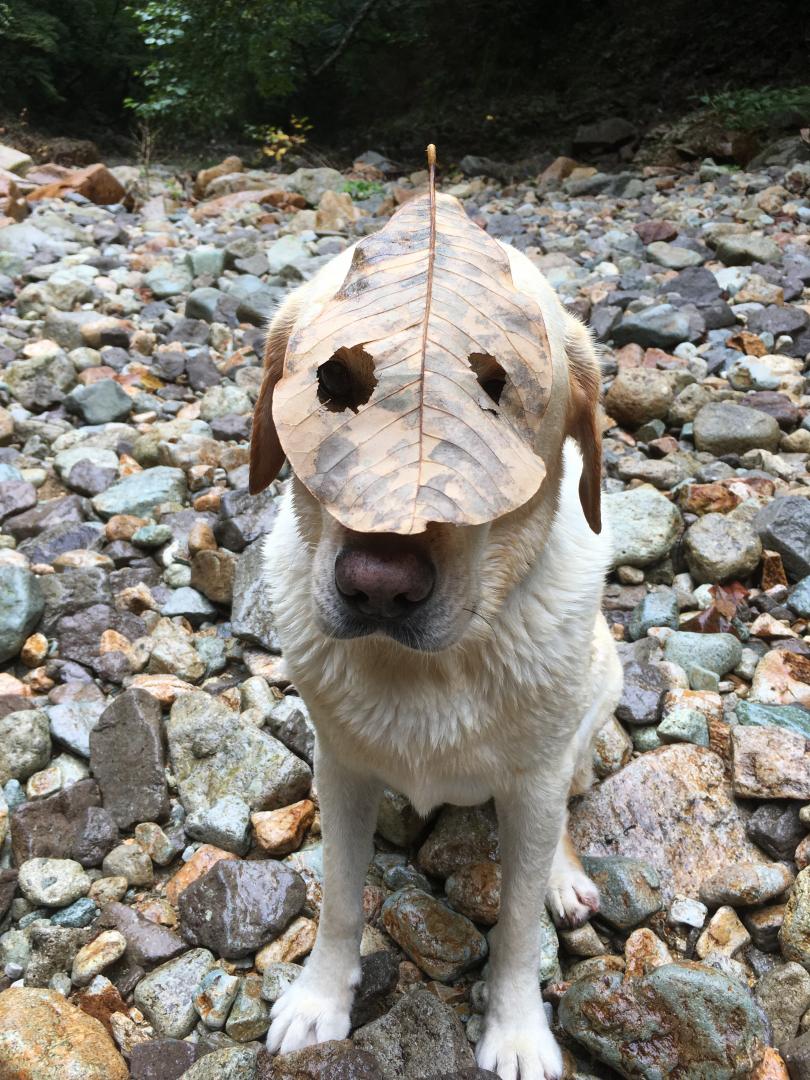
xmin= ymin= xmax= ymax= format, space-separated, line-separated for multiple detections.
xmin=269 ymin=149 xmax=553 ymax=534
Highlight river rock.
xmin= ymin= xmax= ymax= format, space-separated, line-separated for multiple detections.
xmin=569 ymin=745 xmax=766 ymax=903
xmin=0 ymin=565 xmax=44 ymax=664
xmin=693 ymin=402 xmax=782 ymax=455
xmin=179 ymin=858 xmax=307 ymax=958
xmin=381 ymin=888 xmax=487 ymax=980
xmin=0 ymin=986 xmax=129 ymax=1079
xmin=167 ymin=690 xmax=311 ymax=814
xmin=559 ymin=962 xmax=770 ymax=1077
xmin=133 ymin=948 xmax=216 ymax=1038
xmin=684 ymin=514 xmax=762 ymax=583
xmin=731 ymin=725 xmax=810 ymax=800
xmin=604 ymin=486 xmax=682 ymax=568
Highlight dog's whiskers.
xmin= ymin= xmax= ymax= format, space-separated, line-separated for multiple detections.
xmin=463 ymin=606 xmax=495 ymax=635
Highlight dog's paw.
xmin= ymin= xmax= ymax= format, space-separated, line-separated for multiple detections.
xmin=476 ymin=1014 xmax=564 ymax=1080
xmin=546 ymin=866 xmax=599 ymax=929
xmin=266 ymin=974 xmax=352 ymax=1055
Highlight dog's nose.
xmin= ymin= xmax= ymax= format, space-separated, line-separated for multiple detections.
xmin=335 ymin=545 xmax=435 ymax=620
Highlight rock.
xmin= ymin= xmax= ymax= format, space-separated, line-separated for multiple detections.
xmin=133 ymin=948 xmax=216 ymax=1038
xmin=129 ymin=1038 xmax=198 ymax=1080
xmin=581 ymin=856 xmax=662 ymax=929
xmin=101 ymin=900 xmax=185 ymax=968
xmin=351 ymin=950 xmax=400 ymax=1027
xmin=731 ymin=725 xmax=810 ymax=799
xmin=71 ymin=929 xmax=127 ymax=985
xmin=353 ymin=988 xmax=476 ymax=1078
xmin=616 ymin=660 xmax=670 ymax=726
xmin=102 ymin=842 xmax=154 ymax=886
xmin=18 ymin=857 xmax=91 ymax=907
xmin=0 ymin=986 xmax=129 ymax=1079
xmin=755 ymin=962 xmax=810 ymax=1045
xmin=193 ymin=967 xmax=240 ymax=1029
xmin=179 ymin=858 xmax=307 ymax=958
xmin=693 ymin=402 xmax=782 ymax=455
xmin=735 ymin=700 xmax=810 ymax=739
xmin=627 ymin=588 xmax=679 ymax=640
xmin=684 ymin=514 xmax=762 ymax=583
xmin=167 ymin=691 xmax=311 ymax=815
xmin=231 ymin=538 xmax=279 ymax=650
xmin=647 ymin=242 xmax=704 ymax=270
xmin=755 ymin=498 xmax=810 ymax=582
xmin=695 ymin=905 xmax=750 ymax=958
xmin=604 ymin=369 xmax=673 ymax=428
xmin=573 ymin=117 xmax=637 ymax=150
xmin=66 ymin=380 xmax=132 ymax=424
xmin=92 ymin=467 xmax=187 ymax=518
xmin=265 ymin=1040 xmax=383 ymax=1080
xmin=700 ymin=863 xmax=794 ymax=907
xmin=445 ymin=861 xmax=501 ymax=925
xmin=89 ymin=687 xmax=169 ymax=829
xmin=417 ymin=803 xmax=498 ymax=879
xmin=714 ymin=233 xmax=781 ymax=265
xmin=285 ymin=166 xmax=344 ymax=206
xmin=604 ymin=486 xmax=682 ymax=568
xmin=190 ymin=549 xmax=236 ymax=605
xmin=265 ymin=697 xmax=315 ymax=764
xmin=613 ymin=304 xmax=696 ymax=349
xmin=0 ymin=566 xmax=44 ymax=664
xmin=780 ymin=868 xmax=810 ymax=969
xmin=782 ymin=1032 xmax=810 ymax=1079
xmin=251 ymin=800 xmax=315 ymax=857
xmin=47 ymin=698 xmax=106 ymax=758
xmin=181 ymin=1047 xmax=258 ymax=1079
xmin=215 ymin=489 xmax=278 ymax=553
xmin=663 ymin=632 xmax=742 ymax=678
xmin=0 ymin=708 xmax=50 ymax=783
xmin=380 ymin=888 xmax=487 ymax=980
xmin=186 ymin=795 xmax=252 ymax=855
xmin=746 ymin=802 xmax=806 ymax=861
xmin=559 ymin=963 xmax=770 ymax=1077
xmin=10 ymin=778 xmax=117 ymax=867
xmin=225 ymin=974 xmax=269 ymax=1040
xmin=569 ymin=745 xmax=766 ymax=903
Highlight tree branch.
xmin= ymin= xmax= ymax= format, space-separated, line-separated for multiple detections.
xmin=312 ymin=0 xmax=380 ymax=78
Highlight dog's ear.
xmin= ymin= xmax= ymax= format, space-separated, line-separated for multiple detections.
xmin=249 ymin=310 xmax=295 ymax=495
xmin=564 ymin=318 xmax=603 ymax=534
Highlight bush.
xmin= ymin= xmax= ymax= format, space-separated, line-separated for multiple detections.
xmin=701 ymin=86 xmax=810 ymax=132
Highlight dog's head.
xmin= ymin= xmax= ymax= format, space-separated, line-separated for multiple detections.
xmin=249 ymin=199 xmax=603 ymax=653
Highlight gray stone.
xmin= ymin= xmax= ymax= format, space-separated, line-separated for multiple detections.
xmin=194 ymin=967 xmax=240 ymax=1029
xmin=683 ymin=514 xmax=762 ymax=583
xmin=232 ymin=539 xmax=278 ymax=651
xmin=92 ymin=467 xmax=187 ymax=518
xmin=265 ymin=696 xmax=315 ymax=765
xmin=133 ymin=948 xmax=216 ymax=1038
xmin=754 ymin=497 xmax=810 ymax=581
xmin=0 ymin=709 xmax=50 ymax=784
xmin=604 ymin=486 xmax=682 ymax=568
xmin=130 ymin=1038 xmax=197 ymax=1080
xmin=714 ymin=233 xmax=781 ymax=265
xmin=613 ymin=304 xmax=696 ymax=349
xmin=628 ymin=588 xmax=679 ymax=640
xmin=46 ymin=699 xmax=106 ymax=758
xmin=89 ymin=688 xmax=169 ymax=830
xmin=167 ymin=691 xmax=311 ymax=815
xmin=353 ymin=988 xmax=475 ymax=1078
xmin=225 ymin=974 xmax=269 ymax=1041
xmin=65 ymin=379 xmax=132 ymax=424
xmin=145 ymin=262 xmax=193 ymax=299
xmin=581 ymin=856 xmax=662 ymax=930
xmin=663 ymin=632 xmax=742 ymax=678
xmin=161 ymin=586 xmax=217 ymax=624
xmin=0 ymin=566 xmax=43 ymax=664
xmin=179 ymin=859 xmax=306 ymax=958
xmin=693 ymin=401 xmax=782 ymax=455
xmin=182 ymin=1047 xmax=258 ymax=1080
xmin=735 ymin=699 xmax=810 ymax=739
xmin=185 ymin=795 xmax=252 ymax=855
xmin=18 ymin=857 xmax=91 ymax=907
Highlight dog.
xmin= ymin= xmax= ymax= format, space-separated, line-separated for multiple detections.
xmin=248 ymin=192 xmax=623 ymax=1079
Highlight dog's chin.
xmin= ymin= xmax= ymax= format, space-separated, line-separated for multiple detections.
xmin=313 ymin=595 xmax=468 ymax=653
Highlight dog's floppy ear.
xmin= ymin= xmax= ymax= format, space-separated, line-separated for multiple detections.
xmin=564 ymin=318 xmax=603 ymax=534
xmin=249 ymin=307 xmax=296 ymax=495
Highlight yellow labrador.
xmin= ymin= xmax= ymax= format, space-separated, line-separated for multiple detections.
xmin=249 ymin=220 xmax=622 ymax=1079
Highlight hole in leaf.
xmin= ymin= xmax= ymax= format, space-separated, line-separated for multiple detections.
xmin=317 ymin=345 xmax=377 ymax=413
xmin=468 ymin=353 xmax=507 ymax=407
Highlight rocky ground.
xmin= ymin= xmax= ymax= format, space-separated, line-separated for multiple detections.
xmin=0 ymin=142 xmax=809 ymax=1080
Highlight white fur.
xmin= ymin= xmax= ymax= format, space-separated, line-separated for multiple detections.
xmin=260 ymin=241 xmax=623 ymax=1078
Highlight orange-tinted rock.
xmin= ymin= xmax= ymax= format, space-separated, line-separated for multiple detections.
xmin=251 ymin=800 xmax=315 ymax=856
xmin=0 ymin=986 xmax=129 ymax=1079
xmin=165 ymin=843 xmax=238 ymax=905
xmin=195 ymin=154 xmax=243 ymax=196
xmin=27 ymin=163 xmax=126 ymax=206
xmin=750 ymin=649 xmax=810 ymax=707
xmin=751 ymin=1048 xmax=791 ymax=1080
xmin=444 ymin=861 xmax=502 ymax=925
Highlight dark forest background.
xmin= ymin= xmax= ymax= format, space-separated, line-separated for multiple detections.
xmin=0 ymin=0 xmax=808 ymax=166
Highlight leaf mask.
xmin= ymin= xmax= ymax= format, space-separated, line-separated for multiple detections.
xmin=251 ymin=147 xmax=554 ymax=535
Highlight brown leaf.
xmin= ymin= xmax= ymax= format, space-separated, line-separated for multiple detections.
xmin=272 ymin=170 xmax=553 ymax=534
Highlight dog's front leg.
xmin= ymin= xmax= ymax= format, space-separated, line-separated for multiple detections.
xmin=477 ymin=776 xmax=568 ymax=1080
xmin=267 ymin=741 xmax=381 ymax=1054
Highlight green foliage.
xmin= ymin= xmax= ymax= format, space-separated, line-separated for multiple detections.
xmin=0 ymin=0 xmax=144 ymax=119
xmin=700 ymin=86 xmax=810 ymax=132
xmin=125 ymin=0 xmax=374 ymax=132
xmin=342 ymin=179 xmax=384 ymax=199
